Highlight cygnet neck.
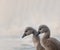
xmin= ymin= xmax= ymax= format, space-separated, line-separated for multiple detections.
xmin=43 ymin=29 xmax=50 ymax=39
xmin=32 ymin=30 xmax=44 ymax=50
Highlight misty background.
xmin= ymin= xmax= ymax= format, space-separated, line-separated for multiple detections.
xmin=0 ymin=0 xmax=60 ymax=50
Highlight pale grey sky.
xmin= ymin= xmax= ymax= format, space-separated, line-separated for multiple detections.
xmin=0 ymin=0 xmax=60 ymax=37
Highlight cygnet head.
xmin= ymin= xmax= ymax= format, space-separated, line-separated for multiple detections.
xmin=22 ymin=27 xmax=37 ymax=38
xmin=37 ymin=25 xmax=50 ymax=36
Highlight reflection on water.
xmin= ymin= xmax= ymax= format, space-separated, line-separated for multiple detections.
xmin=14 ymin=46 xmax=35 ymax=50
xmin=0 ymin=36 xmax=60 ymax=50
xmin=0 ymin=37 xmax=35 ymax=50
xmin=14 ymin=44 xmax=35 ymax=50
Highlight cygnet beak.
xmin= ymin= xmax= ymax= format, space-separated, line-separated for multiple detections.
xmin=22 ymin=34 xmax=26 ymax=38
xmin=36 ymin=31 xmax=41 ymax=36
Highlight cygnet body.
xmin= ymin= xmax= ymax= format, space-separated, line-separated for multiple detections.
xmin=22 ymin=27 xmax=45 ymax=50
xmin=37 ymin=25 xmax=60 ymax=50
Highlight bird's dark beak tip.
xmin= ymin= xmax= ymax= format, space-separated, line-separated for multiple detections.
xmin=22 ymin=35 xmax=24 ymax=38
xmin=38 ymin=31 xmax=41 ymax=34
xmin=36 ymin=31 xmax=41 ymax=36
xmin=22 ymin=36 xmax=24 ymax=38
xmin=22 ymin=34 xmax=26 ymax=38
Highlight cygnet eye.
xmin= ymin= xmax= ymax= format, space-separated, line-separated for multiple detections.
xmin=25 ymin=30 xmax=28 ymax=32
xmin=39 ymin=28 xmax=42 ymax=30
